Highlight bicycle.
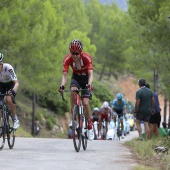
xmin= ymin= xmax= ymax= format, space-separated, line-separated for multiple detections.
xmin=116 ymin=117 xmax=122 ymax=140
xmin=60 ymin=89 xmax=88 ymax=152
xmin=101 ymin=119 xmax=107 ymax=140
xmin=0 ymin=93 xmax=16 ymax=150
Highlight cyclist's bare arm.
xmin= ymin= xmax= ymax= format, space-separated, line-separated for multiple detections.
xmin=12 ymin=80 xmax=19 ymax=93
xmin=61 ymin=72 xmax=68 ymax=87
xmin=88 ymin=70 xmax=93 ymax=85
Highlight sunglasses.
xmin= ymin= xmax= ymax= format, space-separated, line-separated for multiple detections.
xmin=71 ymin=52 xmax=80 ymax=55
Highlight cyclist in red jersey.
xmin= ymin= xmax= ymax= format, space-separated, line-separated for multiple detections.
xmin=58 ymin=39 xmax=94 ymax=141
xmin=98 ymin=101 xmax=112 ymax=138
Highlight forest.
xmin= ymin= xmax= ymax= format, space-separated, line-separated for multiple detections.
xmin=0 ymin=0 xmax=170 ymax=117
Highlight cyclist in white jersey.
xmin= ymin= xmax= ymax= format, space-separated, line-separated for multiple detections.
xmin=0 ymin=53 xmax=20 ymax=129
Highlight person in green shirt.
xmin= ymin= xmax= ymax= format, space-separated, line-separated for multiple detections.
xmin=134 ymin=78 xmax=155 ymax=140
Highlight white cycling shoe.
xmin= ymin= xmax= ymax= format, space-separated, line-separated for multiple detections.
xmin=87 ymin=129 xmax=94 ymax=141
xmin=13 ymin=120 xmax=20 ymax=129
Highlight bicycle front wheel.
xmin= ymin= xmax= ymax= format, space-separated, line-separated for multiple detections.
xmin=0 ymin=119 xmax=6 ymax=150
xmin=72 ymin=105 xmax=81 ymax=152
xmin=82 ymin=116 xmax=87 ymax=150
xmin=7 ymin=124 xmax=15 ymax=149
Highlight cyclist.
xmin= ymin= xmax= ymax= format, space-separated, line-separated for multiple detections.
xmin=112 ymin=93 xmax=126 ymax=139
xmin=98 ymin=101 xmax=112 ymax=139
xmin=58 ymin=39 xmax=94 ymax=140
xmin=92 ymin=107 xmax=100 ymax=123
xmin=0 ymin=53 xmax=20 ymax=129
xmin=92 ymin=107 xmax=100 ymax=139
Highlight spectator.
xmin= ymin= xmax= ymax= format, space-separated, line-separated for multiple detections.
xmin=145 ymin=83 xmax=161 ymax=138
xmin=134 ymin=78 xmax=155 ymax=140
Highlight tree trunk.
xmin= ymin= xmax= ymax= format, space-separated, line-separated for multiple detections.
xmin=108 ymin=67 xmax=112 ymax=80
xmin=163 ymin=93 xmax=167 ymax=123
xmin=153 ymin=69 xmax=158 ymax=94
xmin=99 ymin=63 xmax=106 ymax=81
xmin=32 ymin=93 xmax=36 ymax=136
xmin=168 ymin=100 xmax=170 ymax=128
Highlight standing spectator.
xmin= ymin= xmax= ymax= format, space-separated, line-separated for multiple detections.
xmin=134 ymin=78 xmax=155 ymax=140
xmin=145 ymin=83 xmax=161 ymax=137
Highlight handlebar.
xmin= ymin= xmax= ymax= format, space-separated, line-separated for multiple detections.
xmin=59 ymin=89 xmax=90 ymax=101
xmin=0 ymin=93 xmax=16 ymax=104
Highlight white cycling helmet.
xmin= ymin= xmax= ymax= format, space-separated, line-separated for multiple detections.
xmin=93 ymin=107 xmax=99 ymax=112
xmin=0 ymin=53 xmax=4 ymax=63
xmin=103 ymin=101 xmax=109 ymax=108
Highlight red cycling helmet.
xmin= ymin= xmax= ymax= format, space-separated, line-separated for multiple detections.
xmin=69 ymin=39 xmax=83 ymax=53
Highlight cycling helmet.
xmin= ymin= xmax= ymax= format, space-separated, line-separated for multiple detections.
xmin=103 ymin=101 xmax=109 ymax=108
xmin=116 ymin=93 xmax=123 ymax=100
xmin=69 ymin=39 xmax=83 ymax=53
xmin=138 ymin=78 xmax=146 ymax=86
xmin=0 ymin=53 xmax=4 ymax=63
xmin=93 ymin=107 xmax=99 ymax=112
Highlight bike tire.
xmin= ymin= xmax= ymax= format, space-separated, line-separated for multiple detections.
xmin=7 ymin=125 xmax=15 ymax=149
xmin=0 ymin=120 xmax=6 ymax=150
xmin=72 ymin=105 xmax=81 ymax=152
xmin=117 ymin=128 xmax=121 ymax=140
xmin=82 ymin=116 xmax=87 ymax=150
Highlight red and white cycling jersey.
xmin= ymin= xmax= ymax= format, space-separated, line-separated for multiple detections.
xmin=99 ymin=107 xmax=112 ymax=116
xmin=0 ymin=63 xmax=17 ymax=83
xmin=62 ymin=52 xmax=93 ymax=75
xmin=99 ymin=106 xmax=112 ymax=121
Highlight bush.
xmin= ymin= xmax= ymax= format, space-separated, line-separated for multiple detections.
xmin=46 ymin=118 xmax=54 ymax=130
xmin=93 ymin=81 xmax=113 ymax=102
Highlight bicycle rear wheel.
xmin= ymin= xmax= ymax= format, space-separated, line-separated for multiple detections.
xmin=0 ymin=119 xmax=6 ymax=150
xmin=72 ymin=105 xmax=81 ymax=152
xmin=82 ymin=116 xmax=87 ymax=150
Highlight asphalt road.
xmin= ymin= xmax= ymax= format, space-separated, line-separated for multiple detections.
xmin=0 ymin=131 xmax=138 ymax=170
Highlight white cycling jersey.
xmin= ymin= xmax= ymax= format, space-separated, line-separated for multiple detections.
xmin=0 ymin=63 xmax=17 ymax=83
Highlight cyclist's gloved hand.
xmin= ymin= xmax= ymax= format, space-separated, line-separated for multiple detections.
xmin=58 ymin=85 xmax=65 ymax=93
xmin=87 ymin=84 xmax=93 ymax=91
xmin=9 ymin=89 xmax=17 ymax=97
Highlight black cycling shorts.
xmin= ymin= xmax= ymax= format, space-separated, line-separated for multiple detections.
xmin=0 ymin=81 xmax=14 ymax=94
xmin=70 ymin=74 xmax=91 ymax=99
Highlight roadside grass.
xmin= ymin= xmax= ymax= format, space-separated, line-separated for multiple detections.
xmin=16 ymin=125 xmax=32 ymax=137
xmin=124 ymin=137 xmax=170 ymax=170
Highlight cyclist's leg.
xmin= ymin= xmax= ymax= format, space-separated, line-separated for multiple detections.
xmin=98 ymin=115 xmax=102 ymax=137
xmin=82 ymin=84 xmax=94 ymax=140
xmin=4 ymin=82 xmax=19 ymax=129
xmin=113 ymin=112 xmax=117 ymax=126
